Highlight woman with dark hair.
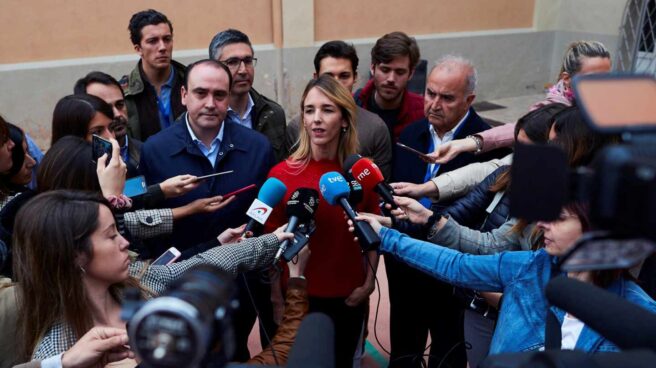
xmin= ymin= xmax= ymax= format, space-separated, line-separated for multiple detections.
xmin=266 ymin=75 xmax=379 ymax=367
xmin=0 ymin=123 xmax=35 ymax=209
xmin=353 ymin=200 xmax=655 ymax=355
xmin=12 ymin=190 xmax=292 ymax=361
xmin=0 ymin=115 xmax=16 ymax=184
xmin=50 ymin=94 xmax=115 ymax=145
xmin=550 ymin=106 xmax=619 ymax=167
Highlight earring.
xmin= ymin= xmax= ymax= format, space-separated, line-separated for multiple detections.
xmin=341 ymin=127 xmax=347 ymax=133
xmin=79 ymin=265 xmax=86 ymax=274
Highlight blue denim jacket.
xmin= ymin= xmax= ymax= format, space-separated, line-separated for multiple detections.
xmin=379 ymin=227 xmax=656 ymax=354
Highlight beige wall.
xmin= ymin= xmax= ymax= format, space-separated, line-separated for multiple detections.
xmin=315 ymin=0 xmax=534 ymax=41
xmin=0 ymin=0 xmax=275 ymax=63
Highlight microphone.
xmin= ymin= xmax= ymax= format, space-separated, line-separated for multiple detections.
xmin=287 ymin=313 xmax=335 ymax=368
xmin=243 ymin=178 xmax=287 ymax=237
xmin=545 ymin=275 xmax=656 ymax=350
xmin=273 ymin=188 xmax=319 ymax=264
xmin=343 ymin=154 xmax=364 ymax=205
xmin=350 ymin=157 xmax=398 ymax=209
xmin=319 ymin=171 xmax=380 ymax=251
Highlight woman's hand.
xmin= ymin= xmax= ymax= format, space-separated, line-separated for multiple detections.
xmin=345 ymin=281 xmax=375 ymax=307
xmin=61 ymin=326 xmax=134 ymax=368
xmin=347 ymin=213 xmax=384 ymax=239
xmin=391 ymin=196 xmax=434 ymax=225
xmin=287 ymin=245 xmax=311 ymax=278
xmin=273 ymin=223 xmax=295 ymax=243
xmin=424 ymin=137 xmax=478 ymax=164
xmin=218 ymin=224 xmax=246 ymax=244
xmin=96 ymin=138 xmax=127 ymax=197
xmin=172 ymin=195 xmax=235 ymax=220
xmin=390 ymin=181 xmax=438 ymax=199
xmin=160 ymin=175 xmax=201 ymax=199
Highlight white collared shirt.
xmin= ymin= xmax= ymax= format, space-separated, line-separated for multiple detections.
xmin=185 ymin=113 xmax=225 ymax=167
xmin=428 ymin=110 xmax=470 ymax=175
xmin=226 ymin=93 xmax=255 ymax=129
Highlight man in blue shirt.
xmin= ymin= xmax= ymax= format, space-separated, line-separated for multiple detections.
xmin=121 ymin=9 xmax=187 ymax=141
xmin=139 ymin=59 xmax=277 ymax=360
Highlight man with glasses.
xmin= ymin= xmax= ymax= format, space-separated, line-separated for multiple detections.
xmin=209 ymin=29 xmax=288 ymax=161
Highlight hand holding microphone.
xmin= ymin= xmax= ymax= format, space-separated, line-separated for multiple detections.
xmin=320 ymin=171 xmax=380 ymax=251
xmin=273 ymin=188 xmax=320 ymax=264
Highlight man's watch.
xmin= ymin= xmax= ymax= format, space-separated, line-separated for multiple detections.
xmin=467 ymin=134 xmax=483 ymax=154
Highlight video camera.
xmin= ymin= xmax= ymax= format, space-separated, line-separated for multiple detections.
xmin=509 ymin=73 xmax=656 ymax=273
xmin=122 ymin=265 xmax=238 ymax=368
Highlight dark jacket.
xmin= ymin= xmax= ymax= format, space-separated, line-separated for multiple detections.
xmin=354 ymin=79 xmax=424 ymax=141
xmin=392 ymin=108 xmax=509 ymax=236
xmin=121 ymin=60 xmax=187 ymax=141
xmin=444 ymin=166 xmax=511 ymax=232
xmin=392 ymin=108 xmax=502 ymax=190
xmin=139 ymin=113 xmax=276 ymax=252
xmin=249 ymin=88 xmax=288 ymax=162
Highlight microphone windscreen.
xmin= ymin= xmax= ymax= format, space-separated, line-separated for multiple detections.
xmin=258 ymin=177 xmax=288 ymax=207
xmin=343 ymin=153 xmax=363 ymax=174
xmin=287 ymin=313 xmax=335 ymax=368
xmin=351 ymin=158 xmax=385 ymax=190
xmin=546 ymin=275 xmax=656 ymax=350
xmin=285 ymin=188 xmax=320 ymax=221
xmin=319 ymin=171 xmax=350 ymax=206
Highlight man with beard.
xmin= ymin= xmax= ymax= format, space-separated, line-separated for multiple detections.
xmin=354 ymin=31 xmax=424 ymax=143
xmin=208 ymin=29 xmax=287 ymax=161
xmin=74 ymin=71 xmax=141 ymax=177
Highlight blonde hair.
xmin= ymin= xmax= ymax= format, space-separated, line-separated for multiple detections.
xmin=288 ymin=75 xmax=359 ymax=171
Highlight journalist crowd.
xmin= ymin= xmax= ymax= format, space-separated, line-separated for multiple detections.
xmin=1 ymin=8 xmax=655 ymax=368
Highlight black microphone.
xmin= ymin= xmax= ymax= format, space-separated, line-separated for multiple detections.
xmin=545 ymin=275 xmax=656 ymax=350
xmin=287 ymin=313 xmax=335 ymax=368
xmin=319 ymin=171 xmax=380 ymax=251
xmin=273 ymin=188 xmax=319 ymax=264
xmin=343 ymin=154 xmax=364 ymax=206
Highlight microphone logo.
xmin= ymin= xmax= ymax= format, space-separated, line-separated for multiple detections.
xmin=356 ymin=168 xmax=371 ymax=181
xmin=246 ymin=199 xmax=274 ymax=225
xmin=327 ymin=176 xmax=345 ymax=184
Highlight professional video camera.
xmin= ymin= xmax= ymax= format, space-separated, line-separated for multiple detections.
xmin=122 ymin=265 xmax=238 ymax=368
xmin=483 ymin=74 xmax=656 ymax=367
xmin=509 ymin=73 xmax=656 ymax=273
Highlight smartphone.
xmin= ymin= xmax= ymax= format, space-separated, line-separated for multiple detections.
xmin=193 ymin=170 xmax=234 ymax=182
xmin=223 ymin=183 xmax=257 ymax=199
xmin=151 ymin=247 xmax=181 ymax=266
xmin=92 ymin=134 xmax=112 ymax=165
xmin=396 ymin=142 xmax=430 ymax=159
xmin=123 ymin=175 xmax=148 ymax=198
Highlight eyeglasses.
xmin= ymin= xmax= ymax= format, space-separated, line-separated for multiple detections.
xmin=220 ymin=57 xmax=257 ymax=70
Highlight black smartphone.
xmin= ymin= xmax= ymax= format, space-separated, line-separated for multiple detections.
xmin=92 ymin=134 xmax=112 ymax=165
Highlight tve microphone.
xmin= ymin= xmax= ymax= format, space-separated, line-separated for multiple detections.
xmin=319 ymin=171 xmax=380 ymax=251
xmin=243 ymin=178 xmax=287 ymax=237
xmin=273 ymin=188 xmax=319 ymax=264
xmin=343 ymin=154 xmax=364 ymax=205
xmin=350 ymin=157 xmax=398 ymax=209
xmin=545 ymin=275 xmax=656 ymax=350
